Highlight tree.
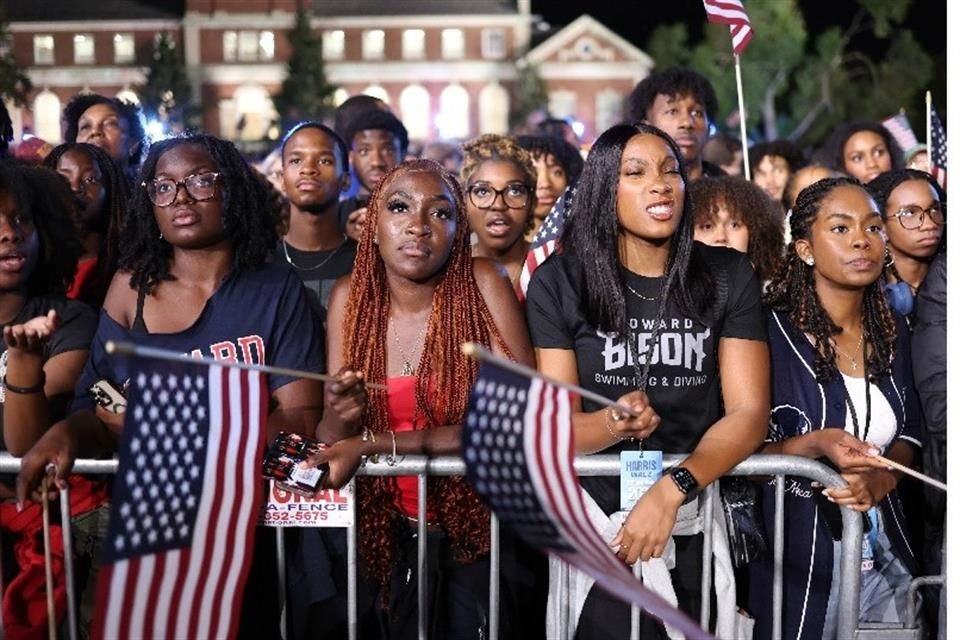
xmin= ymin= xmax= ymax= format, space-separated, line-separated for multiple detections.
xmin=274 ymin=6 xmax=337 ymax=131
xmin=137 ymin=33 xmax=194 ymax=133
xmin=0 ymin=17 xmax=32 ymax=105
xmin=509 ymin=61 xmax=549 ymax=132
xmin=645 ymin=0 xmax=934 ymax=148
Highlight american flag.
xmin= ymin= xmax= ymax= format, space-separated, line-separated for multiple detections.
xmin=703 ymin=0 xmax=754 ymax=55
xmin=930 ymin=106 xmax=947 ymax=189
xmin=92 ymin=358 xmax=268 ymax=640
xmin=516 ymin=185 xmax=576 ymax=302
xmin=462 ymin=362 xmax=710 ymax=640
xmin=881 ymin=111 xmax=920 ymax=157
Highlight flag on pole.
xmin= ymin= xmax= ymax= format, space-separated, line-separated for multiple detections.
xmin=930 ymin=106 xmax=947 ymax=189
xmin=92 ymin=358 xmax=268 ymax=640
xmin=462 ymin=361 xmax=711 ymax=640
xmin=703 ymin=0 xmax=754 ymax=55
xmin=516 ymin=185 xmax=576 ymax=302
xmin=881 ymin=111 xmax=922 ymax=159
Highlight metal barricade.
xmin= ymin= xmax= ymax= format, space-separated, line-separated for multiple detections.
xmin=0 ymin=453 xmax=938 ymax=640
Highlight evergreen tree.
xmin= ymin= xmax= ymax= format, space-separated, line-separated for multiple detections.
xmin=0 ymin=16 xmax=32 ymax=105
xmin=137 ymin=33 xmax=194 ymax=133
xmin=274 ymin=6 xmax=337 ymax=130
xmin=509 ymin=61 xmax=548 ymax=131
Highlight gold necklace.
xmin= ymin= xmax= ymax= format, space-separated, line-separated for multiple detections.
xmin=832 ymin=332 xmax=865 ymax=371
xmin=390 ymin=315 xmax=428 ymax=376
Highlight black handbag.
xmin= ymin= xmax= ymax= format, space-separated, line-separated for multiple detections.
xmin=719 ymin=477 xmax=767 ymax=568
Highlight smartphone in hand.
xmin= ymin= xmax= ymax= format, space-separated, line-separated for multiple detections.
xmin=262 ymin=432 xmax=329 ymax=497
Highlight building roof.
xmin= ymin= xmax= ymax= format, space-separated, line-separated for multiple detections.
xmin=312 ymin=0 xmax=519 ymax=16
xmin=5 ymin=0 xmax=184 ymax=22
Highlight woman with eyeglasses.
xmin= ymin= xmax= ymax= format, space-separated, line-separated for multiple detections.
xmin=44 ymin=142 xmax=129 ymax=308
xmin=461 ymin=135 xmax=537 ymax=296
xmin=867 ymin=169 xmax=945 ymax=317
xmin=15 ymin=134 xmax=364 ymax=637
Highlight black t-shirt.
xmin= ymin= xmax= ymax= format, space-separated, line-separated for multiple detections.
xmin=272 ymin=239 xmax=357 ymax=324
xmin=0 ymin=295 xmax=97 ymax=450
xmin=525 ymin=243 xmax=766 ymax=513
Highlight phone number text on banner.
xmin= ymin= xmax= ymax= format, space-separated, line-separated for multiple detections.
xmin=260 ymin=479 xmax=354 ymax=527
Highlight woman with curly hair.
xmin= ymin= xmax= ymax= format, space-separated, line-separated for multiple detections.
xmin=747 ymin=177 xmax=920 ymax=639
xmin=690 ymin=175 xmax=785 ymax=283
xmin=16 ymin=134 xmax=363 ymax=637
xmin=0 ymin=161 xmax=100 ymax=638
xmin=312 ymin=159 xmax=533 ymax=638
xmin=44 ymin=142 xmax=129 ymax=308
xmin=516 ymin=134 xmax=584 ymax=239
xmin=866 ymin=169 xmax=945 ymax=317
xmin=61 ymin=94 xmax=147 ymax=181
xmin=826 ymin=121 xmax=903 ymax=185
xmin=461 ymin=134 xmax=537 ymax=294
xmin=526 ymin=123 xmax=769 ymax=638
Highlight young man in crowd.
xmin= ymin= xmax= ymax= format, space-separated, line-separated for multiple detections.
xmin=275 ymin=122 xmax=355 ymax=321
xmin=748 ymin=139 xmax=805 ymax=204
xmin=626 ymin=67 xmax=724 ymax=180
xmin=337 ymin=110 xmax=409 ymax=241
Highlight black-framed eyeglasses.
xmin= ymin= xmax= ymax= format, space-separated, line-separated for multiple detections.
xmin=889 ymin=203 xmax=945 ymax=230
xmin=143 ymin=172 xmax=222 ymax=207
xmin=467 ymin=183 xmax=531 ymax=209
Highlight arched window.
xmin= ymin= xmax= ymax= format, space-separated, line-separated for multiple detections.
xmin=595 ymin=89 xmax=622 ymax=135
xmin=33 ymin=90 xmax=62 ymax=143
xmin=232 ymin=84 xmax=276 ymax=140
xmin=361 ymin=85 xmax=390 ymax=105
xmin=478 ymin=83 xmax=509 ymax=135
xmin=399 ymin=85 xmax=430 ymax=140
xmin=332 ymin=88 xmax=349 ymax=107
xmin=437 ymin=84 xmax=469 ymax=140
xmin=548 ymin=90 xmax=577 ymax=120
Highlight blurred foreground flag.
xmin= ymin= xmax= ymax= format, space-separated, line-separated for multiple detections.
xmin=93 ymin=358 xmax=268 ymax=640
xmin=930 ymin=106 xmax=947 ymax=189
xmin=462 ymin=360 xmax=711 ymax=640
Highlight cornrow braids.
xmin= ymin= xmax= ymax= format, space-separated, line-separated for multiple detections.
xmin=342 ymin=159 xmax=513 ymax=597
xmin=120 ymin=134 xmax=278 ymax=293
xmin=460 ymin=134 xmax=538 ymax=191
xmin=765 ymin=176 xmax=896 ymax=382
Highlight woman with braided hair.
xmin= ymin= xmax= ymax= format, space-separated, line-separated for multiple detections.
xmin=526 ymin=123 xmax=769 ymax=638
xmin=313 ymin=159 xmax=533 ymax=638
xmin=461 ymin=134 xmax=537 ymax=296
xmin=746 ymin=176 xmax=921 ymax=639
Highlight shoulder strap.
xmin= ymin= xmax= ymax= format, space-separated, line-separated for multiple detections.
xmin=132 ymin=286 xmax=149 ymax=333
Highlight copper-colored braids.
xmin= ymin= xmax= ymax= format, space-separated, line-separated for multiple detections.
xmin=342 ymin=159 xmax=513 ymax=596
xmin=765 ymin=177 xmax=896 ymax=382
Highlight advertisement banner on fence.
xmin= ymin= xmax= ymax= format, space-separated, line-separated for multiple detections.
xmin=260 ymin=479 xmax=354 ymax=527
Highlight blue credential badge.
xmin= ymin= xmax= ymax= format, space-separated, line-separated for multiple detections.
xmin=620 ymin=450 xmax=663 ymax=511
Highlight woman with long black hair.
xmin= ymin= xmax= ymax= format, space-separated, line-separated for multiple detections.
xmin=525 ymin=123 xmax=769 ymax=638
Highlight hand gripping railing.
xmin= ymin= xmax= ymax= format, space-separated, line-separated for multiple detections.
xmin=0 ymin=454 xmax=865 ymax=640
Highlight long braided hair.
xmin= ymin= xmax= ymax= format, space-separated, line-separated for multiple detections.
xmin=764 ymin=176 xmax=897 ymax=382
xmin=342 ymin=159 xmax=512 ymax=594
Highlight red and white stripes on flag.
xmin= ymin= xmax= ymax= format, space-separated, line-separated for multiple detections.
xmin=463 ymin=363 xmax=710 ymax=640
xmin=93 ymin=359 xmax=268 ymax=640
xmin=703 ymin=0 xmax=754 ymax=55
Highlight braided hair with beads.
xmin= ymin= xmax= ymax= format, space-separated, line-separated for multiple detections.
xmin=764 ymin=176 xmax=897 ymax=382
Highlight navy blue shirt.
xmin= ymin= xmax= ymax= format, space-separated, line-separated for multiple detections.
xmin=72 ymin=263 xmax=323 ymax=412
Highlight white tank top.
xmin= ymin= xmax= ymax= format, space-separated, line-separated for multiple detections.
xmin=840 ymin=372 xmax=897 ymax=449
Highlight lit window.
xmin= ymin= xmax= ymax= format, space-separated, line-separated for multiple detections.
xmin=33 ymin=35 xmax=54 ymax=65
xmin=362 ymin=85 xmax=390 ymax=104
xmin=400 ymin=85 xmax=430 ymax=139
xmin=549 ymin=90 xmax=577 ymax=119
xmin=73 ymin=34 xmax=95 ymax=64
xmin=481 ymin=29 xmax=506 ymax=59
xmin=238 ymin=31 xmax=259 ymax=61
xmin=323 ymin=30 xmax=345 ymax=60
xmin=333 ymin=88 xmax=349 ymax=107
xmin=402 ymin=29 xmax=425 ymax=59
xmin=441 ymin=29 xmax=464 ymax=59
xmin=223 ymin=31 xmax=237 ymax=62
xmin=362 ymin=30 xmax=385 ymax=59
xmin=437 ymin=84 xmax=469 ymax=139
xmin=259 ymin=31 xmax=275 ymax=61
xmin=114 ymin=34 xmax=135 ymax=64
xmin=33 ymin=89 xmax=62 ymax=142
xmin=595 ymin=89 xmax=623 ymax=134
xmin=479 ymin=83 xmax=509 ymax=135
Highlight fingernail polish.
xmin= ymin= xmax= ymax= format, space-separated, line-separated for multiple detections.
xmin=16 ymin=500 xmax=22 ymax=512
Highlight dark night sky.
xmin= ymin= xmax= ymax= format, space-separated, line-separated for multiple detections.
xmin=531 ymin=0 xmax=946 ymax=61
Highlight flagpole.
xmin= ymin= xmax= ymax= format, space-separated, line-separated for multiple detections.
xmin=104 ymin=341 xmax=388 ymax=390
xmin=926 ymin=91 xmax=933 ymax=174
xmin=462 ymin=342 xmax=641 ymax=418
xmin=734 ymin=53 xmax=751 ymax=180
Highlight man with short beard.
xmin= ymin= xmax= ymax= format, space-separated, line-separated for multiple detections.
xmin=275 ymin=122 xmax=355 ymax=321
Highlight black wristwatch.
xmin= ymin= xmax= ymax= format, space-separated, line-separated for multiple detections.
xmin=668 ymin=466 xmax=699 ymax=498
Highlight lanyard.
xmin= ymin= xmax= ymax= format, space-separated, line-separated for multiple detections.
xmin=841 ymin=373 xmax=872 ymax=443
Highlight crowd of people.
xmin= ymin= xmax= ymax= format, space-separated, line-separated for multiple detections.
xmin=0 ymin=63 xmax=946 ymax=640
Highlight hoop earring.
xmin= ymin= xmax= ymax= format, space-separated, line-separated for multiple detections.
xmin=884 ymin=248 xmax=895 ymax=268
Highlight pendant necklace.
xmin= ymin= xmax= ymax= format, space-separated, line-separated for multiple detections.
xmin=832 ymin=331 xmax=865 ymax=371
xmin=390 ymin=315 xmax=428 ymax=377
xmin=282 ymin=234 xmax=348 ymax=272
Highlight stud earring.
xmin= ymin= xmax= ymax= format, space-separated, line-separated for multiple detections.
xmin=804 ymin=257 xmax=814 ymax=266
xmin=159 ymin=232 xmax=164 ymax=241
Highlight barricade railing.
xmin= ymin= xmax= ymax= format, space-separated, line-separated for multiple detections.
xmin=0 ymin=453 xmax=934 ymax=640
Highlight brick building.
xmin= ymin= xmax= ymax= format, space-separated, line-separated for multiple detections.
xmin=5 ymin=0 xmax=653 ymax=145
